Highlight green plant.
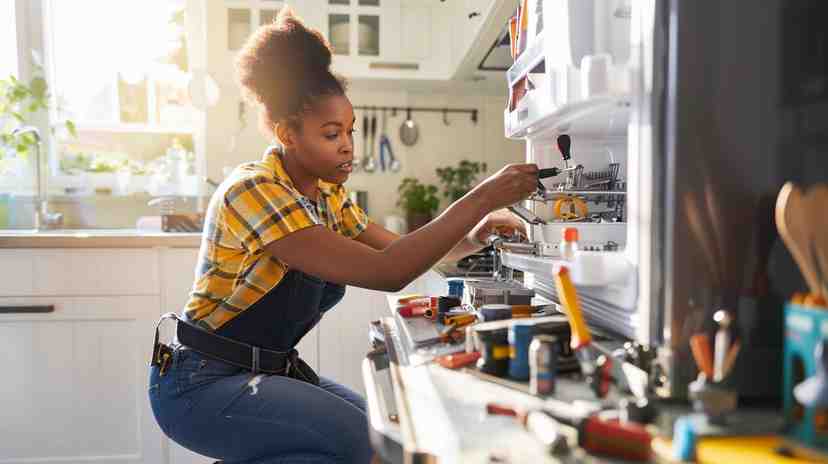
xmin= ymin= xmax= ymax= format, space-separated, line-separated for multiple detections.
xmin=435 ymin=160 xmax=487 ymax=202
xmin=397 ymin=177 xmax=439 ymax=215
xmin=0 ymin=65 xmax=76 ymax=160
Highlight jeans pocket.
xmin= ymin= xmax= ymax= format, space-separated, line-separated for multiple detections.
xmin=175 ymin=349 xmax=244 ymax=394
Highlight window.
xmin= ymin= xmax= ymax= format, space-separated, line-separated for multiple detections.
xmin=0 ymin=0 xmax=17 ymax=79
xmin=48 ymin=0 xmax=192 ymax=131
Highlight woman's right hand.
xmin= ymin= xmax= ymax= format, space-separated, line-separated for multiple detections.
xmin=468 ymin=163 xmax=539 ymax=212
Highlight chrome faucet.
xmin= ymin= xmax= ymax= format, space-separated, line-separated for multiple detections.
xmin=11 ymin=126 xmax=63 ymax=230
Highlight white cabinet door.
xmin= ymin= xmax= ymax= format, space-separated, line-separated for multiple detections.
xmin=318 ymin=285 xmax=386 ymax=394
xmin=158 ymin=248 xmax=215 ymax=464
xmin=0 ymin=295 xmax=164 ymax=464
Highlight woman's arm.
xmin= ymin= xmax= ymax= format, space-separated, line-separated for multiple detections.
xmin=356 ymin=210 xmax=528 ymax=262
xmin=265 ymin=164 xmax=537 ymax=291
xmin=356 ymin=221 xmax=481 ymax=264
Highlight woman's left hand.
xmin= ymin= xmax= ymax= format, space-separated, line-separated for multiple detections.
xmin=468 ymin=209 xmax=527 ymax=248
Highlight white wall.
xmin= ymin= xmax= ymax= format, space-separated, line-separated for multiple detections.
xmin=204 ymin=84 xmax=524 ymax=225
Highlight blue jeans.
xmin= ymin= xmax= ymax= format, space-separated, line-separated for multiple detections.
xmin=149 ymin=346 xmax=373 ymax=463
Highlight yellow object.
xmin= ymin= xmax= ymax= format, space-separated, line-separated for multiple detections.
xmin=553 ymin=266 xmax=592 ymax=349
xmin=697 ymin=436 xmax=828 ymax=464
xmin=553 ymin=196 xmax=588 ymax=221
xmin=652 ymin=436 xmax=828 ymax=464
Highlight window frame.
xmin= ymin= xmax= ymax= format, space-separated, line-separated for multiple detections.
xmin=41 ymin=0 xmax=195 ymax=134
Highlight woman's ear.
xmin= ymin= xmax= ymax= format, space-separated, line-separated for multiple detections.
xmin=275 ymin=122 xmax=295 ymax=150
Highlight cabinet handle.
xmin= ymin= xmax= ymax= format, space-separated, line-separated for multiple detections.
xmin=0 ymin=305 xmax=55 ymax=314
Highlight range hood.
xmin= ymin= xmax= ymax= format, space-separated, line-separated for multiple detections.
xmin=478 ymin=26 xmax=513 ymax=72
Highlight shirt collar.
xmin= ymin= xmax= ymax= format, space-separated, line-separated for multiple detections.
xmin=263 ymin=146 xmax=337 ymax=197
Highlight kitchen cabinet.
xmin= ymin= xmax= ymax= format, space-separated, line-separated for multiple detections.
xmin=451 ymin=0 xmax=497 ymax=66
xmin=318 ymin=270 xmax=444 ymax=395
xmin=0 ymin=292 xmax=164 ymax=463
xmin=0 ymin=243 xmax=440 ymax=461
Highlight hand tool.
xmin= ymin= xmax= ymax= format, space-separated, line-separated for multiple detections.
xmin=776 ymin=182 xmax=822 ymax=296
xmin=397 ymin=305 xmax=429 ymax=318
xmin=553 ymin=265 xmax=613 ymax=398
xmin=536 ymin=167 xmax=561 ymax=192
xmin=690 ymin=333 xmax=714 ymax=378
xmin=713 ymin=309 xmax=732 ymax=382
xmin=720 ymin=339 xmax=741 ymax=380
xmin=487 ymin=402 xmax=652 ymax=461
xmin=557 ymin=134 xmax=571 ymax=164
xmin=435 ymin=351 xmax=481 ymax=369
xmin=442 ymin=313 xmax=475 ymax=327
xmin=487 ymin=404 xmax=570 ymax=456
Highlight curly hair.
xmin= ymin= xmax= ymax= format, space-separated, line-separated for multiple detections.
xmin=235 ymin=7 xmax=347 ymax=138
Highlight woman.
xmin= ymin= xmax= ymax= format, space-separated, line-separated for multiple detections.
xmin=148 ymin=8 xmax=538 ymax=464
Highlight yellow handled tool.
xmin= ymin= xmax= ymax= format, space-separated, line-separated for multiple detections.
xmin=553 ymin=265 xmax=592 ymax=350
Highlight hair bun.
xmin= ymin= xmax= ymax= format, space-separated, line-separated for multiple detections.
xmin=235 ymin=7 xmax=347 ymax=137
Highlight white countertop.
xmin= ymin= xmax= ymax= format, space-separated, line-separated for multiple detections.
xmin=0 ymin=228 xmax=202 ymax=248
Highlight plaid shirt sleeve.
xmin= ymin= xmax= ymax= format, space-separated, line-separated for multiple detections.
xmin=222 ymin=177 xmax=321 ymax=253
xmin=339 ymin=190 xmax=369 ymax=238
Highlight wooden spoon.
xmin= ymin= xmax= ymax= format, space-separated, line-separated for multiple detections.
xmin=807 ymin=184 xmax=828 ymax=297
xmin=776 ymin=182 xmax=822 ymax=296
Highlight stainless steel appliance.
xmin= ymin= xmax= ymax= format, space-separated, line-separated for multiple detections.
xmin=500 ymin=0 xmax=828 ymax=400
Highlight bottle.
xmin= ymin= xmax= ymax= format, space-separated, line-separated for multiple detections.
xmin=560 ymin=227 xmax=579 ymax=261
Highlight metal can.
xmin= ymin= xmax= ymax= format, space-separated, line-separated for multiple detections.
xmin=529 ymin=335 xmax=558 ymax=396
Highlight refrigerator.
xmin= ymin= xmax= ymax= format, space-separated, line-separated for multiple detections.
xmin=503 ymin=0 xmax=828 ymax=399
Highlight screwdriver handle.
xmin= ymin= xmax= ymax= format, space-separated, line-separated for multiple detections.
xmin=689 ymin=333 xmax=714 ymax=378
xmin=553 ymin=266 xmax=592 ymax=349
xmin=538 ymin=167 xmax=561 ymax=179
xmin=580 ymin=417 xmax=652 ymax=461
xmin=557 ymin=134 xmax=572 ymax=162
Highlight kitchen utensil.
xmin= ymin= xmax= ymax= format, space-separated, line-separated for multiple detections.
xmin=379 ymin=110 xmax=400 ymax=173
xmin=807 ymin=184 xmax=828 ymax=296
xmin=399 ymin=108 xmax=419 ymax=146
xmin=365 ymin=110 xmax=378 ymax=172
xmin=775 ymin=182 xmax=822 ymax=296
xmin=358 ymin=113 xmax=369 ymax=172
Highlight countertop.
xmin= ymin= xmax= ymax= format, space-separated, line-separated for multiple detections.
xmin=0 ymin=229 xmax=202 ymax=248
xmin=370 ymin=294 xmax=624 ymax=463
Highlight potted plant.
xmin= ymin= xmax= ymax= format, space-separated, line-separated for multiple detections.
xmin=0 ymin=64 xmax=76 ymax=163
xmin=397 ymin=177 xmax=439 ymax=232
xmin=435 ymin=160 xmax=487 ymax=203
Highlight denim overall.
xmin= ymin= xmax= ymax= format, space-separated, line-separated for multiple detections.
xmin=148 ymin=271 xmax=373 ymax=464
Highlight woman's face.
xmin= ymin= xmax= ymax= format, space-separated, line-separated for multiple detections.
xmin=289 ymin=94 xmax=356 ymax=185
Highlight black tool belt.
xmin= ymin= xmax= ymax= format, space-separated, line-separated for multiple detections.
xmin=151 ymin=312 xmax=319 ymax=385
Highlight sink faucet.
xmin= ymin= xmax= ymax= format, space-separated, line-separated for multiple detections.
xmin=11 ymin=126 xmax=63 ymax=230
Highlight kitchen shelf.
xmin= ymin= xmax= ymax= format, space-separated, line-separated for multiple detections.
xmin=500 ymin=250 xmax=633 ymax=287
xmin=504 ymin=94 xmax=631 ymax=140
xmin=506 ymin=30 xmax=547 ymax=88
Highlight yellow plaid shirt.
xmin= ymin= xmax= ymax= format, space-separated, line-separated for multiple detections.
xmin=184 ymin=148 xmax=368 ymax=330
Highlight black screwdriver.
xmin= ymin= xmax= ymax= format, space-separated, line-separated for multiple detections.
xmin=557 ymin=134 xmax=572 ymax=162
xmin=537 ymin=167 xmax=561 ymax=192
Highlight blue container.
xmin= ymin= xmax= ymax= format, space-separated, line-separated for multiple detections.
xmin=446 ymin=278 xmax=464 ymax=298
xmin=783 ymin=303 xmax=828 ymax=456
xmin=508 ymin=321 xmax=534 ymax=380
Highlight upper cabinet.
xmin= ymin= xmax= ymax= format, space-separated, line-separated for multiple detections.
xmin=311 ymin=0 xmax=454 ymax=80
xmin=203 ymin=0 xmax=512 ymax=82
